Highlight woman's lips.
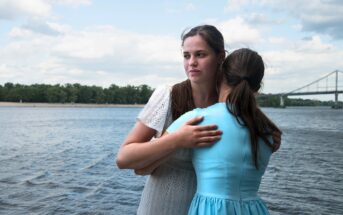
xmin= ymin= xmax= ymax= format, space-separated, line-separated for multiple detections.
xmin=189 ymin=69 xmax=201 ymax=76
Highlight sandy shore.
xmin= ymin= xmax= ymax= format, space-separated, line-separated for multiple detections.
xmin=0 ymin=102 xmax=144 ymax=108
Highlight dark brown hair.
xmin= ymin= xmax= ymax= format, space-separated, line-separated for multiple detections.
xmin=171 ymin=25 xmax=225 ymax=120
xmin=222 ymin=48 xmax=281 ymax=169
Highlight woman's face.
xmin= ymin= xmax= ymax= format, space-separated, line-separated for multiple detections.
xmin=182 ymin=35 xmax=221 ymax=85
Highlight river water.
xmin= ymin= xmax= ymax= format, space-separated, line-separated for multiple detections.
xmin=0 ymin=106 xmax=342 ymax=215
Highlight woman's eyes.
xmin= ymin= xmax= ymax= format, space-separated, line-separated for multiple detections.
xmin=183 ymin=54 xmax=190 ymax=59
xmin=183 ymin=52 xmax=206 ymax=59
xmin=196 ymin=52 xmax=206 ymax=57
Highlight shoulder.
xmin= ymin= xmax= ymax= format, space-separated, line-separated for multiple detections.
xmin=198 ymin=103 xmax=234 ymax=125
xmin=166 ymin=109 xmax=198 ymax=133
xmin=200 ymin=103 xmax=227 ymax=116
xmin=145 ymin=85 xmax=172 ymax=105
xmin=150 ymin=85 xmax=172 ymax=102
xmin=154 ymin=85 xmax=172 ymax=94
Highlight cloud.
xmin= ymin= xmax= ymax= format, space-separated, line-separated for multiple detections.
xmin=263 ymin=0 xmax=343 ymax=39
xmin=224 ymin=0 xmax=343 ymax=39
xmin=0 ymin=0 xmax=51 ymax=20
xmin=52 ymin=0 xmax=91 ymax=7
xmin=225 ymin=0 xmax=251 ymax=11
xmin=22 ymin=19 xmax=61 ymax=36
xmin=0 ymin=0 xmax=91 ymax=20
xmin=246 ymin=13 xmax=284 ymax=26
xmin=261 ymin=36 xmax=343 ymax=93
xmin=216 ymin=17 xmax=262 ymax=48
xmin=0 ymin=24 xmax=184 ymax=87
xmin=185 ymin=3 xmax=196 ymax=11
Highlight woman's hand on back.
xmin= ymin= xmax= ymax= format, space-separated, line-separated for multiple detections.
xmin=173 ymin=116 xmax=222 ymax=148
xmin=272 ymin=130 xmax=282 ymax=152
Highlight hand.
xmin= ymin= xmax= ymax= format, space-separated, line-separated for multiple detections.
xmin=272 ymin=130 xmax=282 ymax=152
xmin=173 ymin=116 xmax=222 ymax=148
xmin=134 ymin=167 xmax=155 ymax=176
xmin=134 ymin=154 xmax=172 ymax=175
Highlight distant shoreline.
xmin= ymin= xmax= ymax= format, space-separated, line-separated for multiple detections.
xmin=0 ymin=102 xmax=144 ymax=108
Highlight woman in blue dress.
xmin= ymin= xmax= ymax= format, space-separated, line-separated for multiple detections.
xmin=167 ymin=48 xmax=281 ymax=215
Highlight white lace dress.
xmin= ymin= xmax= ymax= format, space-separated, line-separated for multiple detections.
xmin=136 ymin=85 xmax=196 ymax=215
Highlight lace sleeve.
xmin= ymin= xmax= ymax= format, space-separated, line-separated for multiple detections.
xmin=137 ymin=85 xmax=172 ymax=138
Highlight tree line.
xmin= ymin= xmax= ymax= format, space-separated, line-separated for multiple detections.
xmin=0 ymin=83 xmax=340 ymax=106
xmin=257 ymin=94 xmax=342 ymax=107
xmin=0 ymin=83 xmax=153 ymax=104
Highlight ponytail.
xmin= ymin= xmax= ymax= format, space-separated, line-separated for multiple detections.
xmin=223 ymin=49 xmax=281 ymax=169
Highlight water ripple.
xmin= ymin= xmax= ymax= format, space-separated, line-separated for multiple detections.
xmin=0 ymin=107 xmax=342 ymax=214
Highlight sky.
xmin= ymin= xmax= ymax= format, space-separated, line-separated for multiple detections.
xmin=0 ymin=0 xmax=342 ymax=100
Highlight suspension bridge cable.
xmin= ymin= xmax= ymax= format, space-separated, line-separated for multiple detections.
xmin=285 ymin=70 xmax=338 ymax=95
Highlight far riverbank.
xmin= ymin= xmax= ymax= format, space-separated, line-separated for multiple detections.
xmin=0 ymin=102 xmax=144 ymax=108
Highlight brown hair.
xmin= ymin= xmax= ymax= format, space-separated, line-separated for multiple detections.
xmin=171 ymin=25 xmax=225 ymax=120
xmin=222 ymin=48 xmax=281 ymax=169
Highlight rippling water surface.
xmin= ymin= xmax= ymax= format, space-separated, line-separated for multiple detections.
xmin=0 ymin=106 xmax=342 ymax=214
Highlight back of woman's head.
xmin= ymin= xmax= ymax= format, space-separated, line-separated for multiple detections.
xmin=223 ymin=48 xmax=264 ymax=93
xmin=222 ymin=48 xmax=280 ymax=169
xmin=181 ymin=25 xmax=225 ymax=55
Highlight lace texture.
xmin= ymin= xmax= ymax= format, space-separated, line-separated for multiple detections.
xmin=136 ymin=85 xmax=196 ymax=215
xmin=137 ymin=85 xmax=173 ymax=137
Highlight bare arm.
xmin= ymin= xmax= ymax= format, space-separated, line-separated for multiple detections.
xmin=116 ymin=121 xmax=180 ymax=170
xmin=134 ymin=153 xmax=173 ymax=175
xmin=116 ymin=116 xmax=222 ymax=170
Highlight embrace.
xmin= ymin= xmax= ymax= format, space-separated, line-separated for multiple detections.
xmin=116 ymin=25 xmax=281 ymax=215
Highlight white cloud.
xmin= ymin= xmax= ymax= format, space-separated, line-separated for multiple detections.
xmin=225 ymin=0 xmax=343 ymax=39
xmin=261 ymin=36 xmax=343 ymax=93
xmin=216 ymin=17 xmax=262 ymax=48
xmin=185 ymin=3 xmax=196 ymax=11
xmin=225 ymin=0 xmax=251 ymax=11
xmin=0 ymin=0 xmax=51 ymax=19
xmin=0 ymin=0 xmax=91 ymax=21
xmin=52 ymin=0 xmax=91 ymax=6
xmin=268 ymin=37 xmax=287 ymax=45
xmin=262 ymin=0 xmax=343 ymax=39
xmin=0 ymin=24 xmax=184 ymax=87
xmin=9 ymin=27 xmax=34 ymax=38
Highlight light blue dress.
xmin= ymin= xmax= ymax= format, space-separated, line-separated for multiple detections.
xmin=167 ymin=103 xmax=273 ymax=215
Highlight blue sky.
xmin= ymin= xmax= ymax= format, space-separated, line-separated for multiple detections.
xmin=0 ymin=0 xmax=342 ymax=99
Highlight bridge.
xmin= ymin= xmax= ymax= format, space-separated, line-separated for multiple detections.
xmin=272 ymin=70 xmax=342 ymax=109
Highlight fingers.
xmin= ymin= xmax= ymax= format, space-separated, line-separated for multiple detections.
xmin=184 ymin=117 xmax=219 ymax=131
xmin=272 ymin=131 xmax=281 ymax=152
xmin=272 ymin=135 xmax=281 ymax=144
xmin=194 ymin=135 xmax=221 ymax=147
xmin=185 ymin=116 xmax=204 ymax=125
xmin=198 ymin=135 xmax=221 ymax=142
xmin=198 ymin=130 xmax=222 ymax=137
xmin=134 ymin=169 xmax=145 ymax=175
xmin=134 ymin=168 xmax=154 ymax=176
xmin=196 ymin=124 xmax=218 ymax=131
xmin=195 ymin=136 xmax=220 ymax=147
xmin=272 ymin=141 xmax=281 ymax=153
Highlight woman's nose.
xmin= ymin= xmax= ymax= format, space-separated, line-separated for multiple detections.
xmin=189 ymin=56 xmax=197 ymax=66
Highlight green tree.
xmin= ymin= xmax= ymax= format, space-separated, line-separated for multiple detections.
xmin=46 ymin=85 xmax=67 ymax=103
xmin=0 ymin=85 xmax=3 ymax=101
xmin=106 ymin=84 xmax=120 ymax=103
xmin=77 ymin=85 xmax=93 ymax=103
xmin=137 ymin=84 xmax=153 ymax=104
xmin=64 ymin=84 xmax=78 ymax=103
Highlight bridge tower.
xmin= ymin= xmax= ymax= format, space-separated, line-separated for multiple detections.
xmin=333 ymin=70 xmax=341 ymax=109
xmin=279 ymin=95 xmax=285 ymax=108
